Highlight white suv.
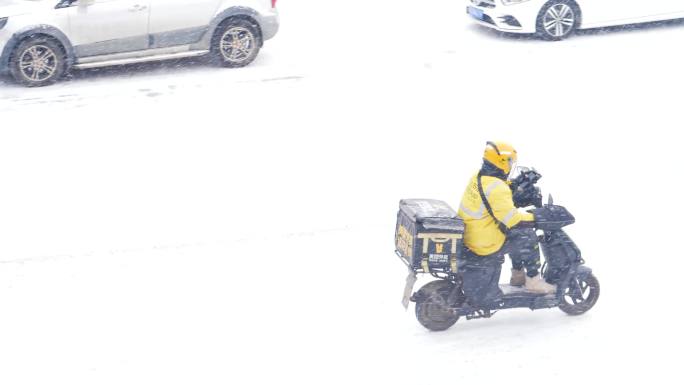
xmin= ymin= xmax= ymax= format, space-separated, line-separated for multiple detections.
xmin=0 ymin=0 xmax=279 ymax=86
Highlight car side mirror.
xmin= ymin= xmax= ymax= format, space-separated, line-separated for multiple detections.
xmin=55 ymin=0 xmax=77 ymax=8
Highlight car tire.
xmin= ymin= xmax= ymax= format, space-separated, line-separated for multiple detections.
xmin=9 ymin=35 xmax=66 ymax=87
xmin=536 ymin=0 xmax=581 ymax=41
xmin=211 ymin=19 xmax=262 ymax=68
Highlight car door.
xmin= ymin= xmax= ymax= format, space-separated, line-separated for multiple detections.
xmin=148 ymin=0 xmax=220 ymax=48
xmin=619 ymin=0 xmax=684 ymax=20
xmin=577 ymin=0 xmax=635 ymax=26
xmin=66 ymin=0 xmax=150 ymax=57
xmin=579 ymin=0 xmax=676 ymax=26
xmin=646 ymin=0 xmax=684 ymax=18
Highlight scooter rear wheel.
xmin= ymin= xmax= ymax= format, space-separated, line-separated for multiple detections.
xmin=559 ymin=273 xmax=600 ymax=315
xmin=414 ymin=280 xmax=460 ymax=331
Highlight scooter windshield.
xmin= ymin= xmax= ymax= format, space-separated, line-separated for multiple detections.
xmin=508 ymin=164 xmax=528 ymax=181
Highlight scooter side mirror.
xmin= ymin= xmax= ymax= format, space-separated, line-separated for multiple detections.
xmin=548 ymin=194 xmax=554 ymax=206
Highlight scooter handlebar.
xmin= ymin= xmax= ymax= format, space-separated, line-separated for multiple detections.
xmin=511 ymin=168 xmax=543 ymax=208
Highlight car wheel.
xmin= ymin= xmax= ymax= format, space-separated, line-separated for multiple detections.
xmin=536 ymin=1 xmax=580 ymax=41
xmin=212 ymin=19 xmax=261 ymax=68
xmin=9 ymin=35 xmax=66 ymax=87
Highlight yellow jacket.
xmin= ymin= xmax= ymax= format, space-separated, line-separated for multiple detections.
xmin=458 ymin=174 xmax=534 ymax=256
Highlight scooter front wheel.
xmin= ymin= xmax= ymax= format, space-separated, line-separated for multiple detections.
xmin=559 ymin=273 xmax=600 ymax=316
xmin=414 ymin=280 xmax=460 ymax=331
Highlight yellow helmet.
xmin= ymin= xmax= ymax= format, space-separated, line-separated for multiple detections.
xmin=483 ymin=141 xmax=518 ymax=175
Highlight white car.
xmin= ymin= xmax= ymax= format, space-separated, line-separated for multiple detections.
xmin=467 ymin=0 xmax=684 ymax=40
xmin=0 ymin=0 xmax=279 ymax=86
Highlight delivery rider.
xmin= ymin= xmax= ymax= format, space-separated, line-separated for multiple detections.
xmin=458 ymin=141 xmax=555 ymax=294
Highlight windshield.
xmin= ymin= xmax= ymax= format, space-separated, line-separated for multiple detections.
xmin=507 ymin=165 xmax=530 ymax=182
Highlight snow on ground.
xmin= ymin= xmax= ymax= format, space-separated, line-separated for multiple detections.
xmin=1 ymin=0 xmax=683 ymax=384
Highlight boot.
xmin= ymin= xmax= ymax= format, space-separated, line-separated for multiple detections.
xmin=510 ymin=268 xmax=526 ymax=287
xmin=525 ymin=274 xmax=556 ymax=294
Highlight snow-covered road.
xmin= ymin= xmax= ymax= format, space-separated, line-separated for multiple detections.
xmin=1 ymin=1 xmax=682 ymax=384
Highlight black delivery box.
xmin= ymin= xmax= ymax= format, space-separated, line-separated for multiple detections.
xmin=395 ymin=199 xmax=465 ymax=273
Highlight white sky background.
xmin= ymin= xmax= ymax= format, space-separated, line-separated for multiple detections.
xmin=0 ymin=0 xmax=683 ymax=384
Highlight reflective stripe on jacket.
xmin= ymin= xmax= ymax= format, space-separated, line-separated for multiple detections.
xmin=458 ymin=174 xmax=534 ymax=256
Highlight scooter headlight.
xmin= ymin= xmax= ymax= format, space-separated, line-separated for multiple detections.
xmin=501 ymin=0 xmax=532 ymax=5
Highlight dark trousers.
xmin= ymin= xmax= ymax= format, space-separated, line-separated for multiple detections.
xmin=503 ymin=227 xmax=541 ymax=277
xmin=459 ymin=227 xmax=541 ymax=307
xmin=459 ymin=251 xmax=505 ymax=307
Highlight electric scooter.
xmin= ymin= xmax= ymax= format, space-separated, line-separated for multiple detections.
xmin=395 ymin=170 xmax=599 ymax=331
